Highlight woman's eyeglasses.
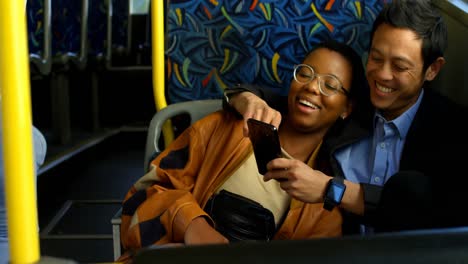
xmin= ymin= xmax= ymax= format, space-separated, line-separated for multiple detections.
xmin=293 ymin=64 xmax=349 ymax=97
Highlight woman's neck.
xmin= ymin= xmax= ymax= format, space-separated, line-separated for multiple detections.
xmin=278 ymin=119 xmax=326 ymax=163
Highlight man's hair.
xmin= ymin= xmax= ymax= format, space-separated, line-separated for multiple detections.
xmin=370 ymin=0 xmax=448 ymax=71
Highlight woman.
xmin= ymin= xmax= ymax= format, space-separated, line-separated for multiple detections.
xmin=119 ymin=39 xmax=367 ymax=259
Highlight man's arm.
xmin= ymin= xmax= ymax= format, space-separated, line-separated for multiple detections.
xmin=264 ymin=158 xmax=366 ymax=216
xmin=223 ymin=84 xmax=287 ymax=136
xmin=223 ymin=84 xmax=287 ymax=111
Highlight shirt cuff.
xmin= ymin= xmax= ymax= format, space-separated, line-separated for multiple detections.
xmin=361 ymin=183 xmax=383 ymax=223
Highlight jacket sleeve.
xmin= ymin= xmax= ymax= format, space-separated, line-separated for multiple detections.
xmin=223 ymin=83 xmax=288 ymax=114
xmin=274 ymin=203 xmax=342 ymax=240
xmin=306 ymin=207 xmax=343 ymax=238
xmin=120 ymin=124 xmax=214 ymax=250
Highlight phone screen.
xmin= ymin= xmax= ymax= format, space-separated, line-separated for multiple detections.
xmin=247 ymin=118 xmax=282 ymax=175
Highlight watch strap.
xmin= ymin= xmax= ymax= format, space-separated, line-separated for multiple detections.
xmin=323 ymin=177 xmax=345 ymax=211
xmin=223 ymin=85 xmax=249 ymax=104
xmin=222 ymin=85 xmax=250 ymax=115
xmin=323 ymin=197 xmax=336 ymax=211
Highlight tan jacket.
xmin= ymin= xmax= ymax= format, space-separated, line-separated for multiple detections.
xmin=120 ymin=110 xmax=342 ymax=253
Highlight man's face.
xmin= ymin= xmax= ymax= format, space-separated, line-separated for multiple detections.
xmin=366 ymin=23 xmax=427 ymax=120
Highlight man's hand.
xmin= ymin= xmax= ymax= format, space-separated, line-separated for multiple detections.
xmin=263 ymin=158 xmax=331 ymax=203
xmin=184 ymin=217 xmax=229 ymax=245
xmin=230 ymin=92 xmax=282 ymax=136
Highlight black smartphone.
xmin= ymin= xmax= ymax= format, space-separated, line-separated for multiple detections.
xmin=247 ymin=118 xmax=282 ymax=175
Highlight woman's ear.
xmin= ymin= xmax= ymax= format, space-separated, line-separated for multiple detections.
xmin=425 ymin=57 xmax=445 ymax=81
xmin=341 ymin=100 xmax=354 ymax=120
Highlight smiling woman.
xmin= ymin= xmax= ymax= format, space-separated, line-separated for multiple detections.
xmin=223 ymin=0 xmax=468 ymax=236
xmin=117 ymin=39 xmax=368 ymax=262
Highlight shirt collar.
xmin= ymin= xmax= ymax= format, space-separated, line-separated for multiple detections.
xmin=373 ymin=89 xmax=424 ymax=139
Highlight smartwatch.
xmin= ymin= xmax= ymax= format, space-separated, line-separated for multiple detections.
xmin=323 ymin=177 xmax=346 ymax=211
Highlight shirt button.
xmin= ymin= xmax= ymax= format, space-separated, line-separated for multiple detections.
xmin=374 ymin=177 xmax=381 ymax=183
xmin=380 ymin=142 xmax=386 ymax=149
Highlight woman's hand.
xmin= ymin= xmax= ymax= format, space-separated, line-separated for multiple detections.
xmin=230 ymin=92 xmax=282 ymax=136
xmin=264 ymin=158 xmax=332 ymax=203
xmin=184 ymin=217 xmax=229 ymax=245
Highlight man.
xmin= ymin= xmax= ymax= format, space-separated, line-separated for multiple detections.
xmin=224 ymin=0 xmax=468 ymax=234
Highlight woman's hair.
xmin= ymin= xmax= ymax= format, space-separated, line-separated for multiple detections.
xmin=305 ymin=40 xmax=371 ymax=172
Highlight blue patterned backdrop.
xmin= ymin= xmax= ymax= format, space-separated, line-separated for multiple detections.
xmin=167 ymin=0 xmax=389 ymax=103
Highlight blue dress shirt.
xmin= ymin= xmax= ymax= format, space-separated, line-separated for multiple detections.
xmin=334 ymin=90 xmax=424 ymax=185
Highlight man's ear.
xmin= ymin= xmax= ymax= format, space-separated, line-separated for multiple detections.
xmin=425 ymin=57 xmax=446 ymax=81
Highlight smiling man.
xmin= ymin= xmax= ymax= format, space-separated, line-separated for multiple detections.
xmin=223 ymin=0 xmax=468 ymax=234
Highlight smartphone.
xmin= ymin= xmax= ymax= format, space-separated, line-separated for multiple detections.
xmin=247 ymin=118 xmax=282 ymax=175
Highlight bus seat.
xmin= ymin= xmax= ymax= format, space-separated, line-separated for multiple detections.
xmin=88 ymin=0 xmax=108 ymax=64
xmin=27 ymin=0 xmax=52 ymax=76
xmin=111 ymin=99 xmax=222 ymax=261
xmin=51 ymin=0 xmax=89 ymax=69
xmin=143 ymin=99 xmax=222 ymax=172
xmin=87 ymin=0 xmax=108 ymax=132
xmin=49 ymin=0 xmax=89 ymax=144
xmin=106 ymin=0 xmax=153 ymax=68
xmin=106 ymin=0 xmax=131 ymax=68
xmin=134 ymin=2 xmax=152 ymax=66
xmin=166 ymin=1 xmax=388 ymax=104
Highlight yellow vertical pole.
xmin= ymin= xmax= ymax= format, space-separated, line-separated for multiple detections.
xmin=152 ymin=0 xmax=174 ymax=146
xmin=0 ymin=1 xmax=40 ymax=263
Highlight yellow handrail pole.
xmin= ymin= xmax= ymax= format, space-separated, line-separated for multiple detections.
xmin=151 ymin=0 xmax=174 ymax=146
xmin=0 ymin=1 xmax=40 ymax=263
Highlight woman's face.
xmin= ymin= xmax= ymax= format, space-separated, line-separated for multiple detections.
xmin=287 ymin=48 xmax=352 ymax=133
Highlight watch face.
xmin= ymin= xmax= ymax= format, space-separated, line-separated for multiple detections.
xmin=327 ymin=182 xmax=346 ymax=202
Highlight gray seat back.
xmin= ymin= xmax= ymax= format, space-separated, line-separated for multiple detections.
xmin=143 ymin=99 xmax=222 ymax=172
